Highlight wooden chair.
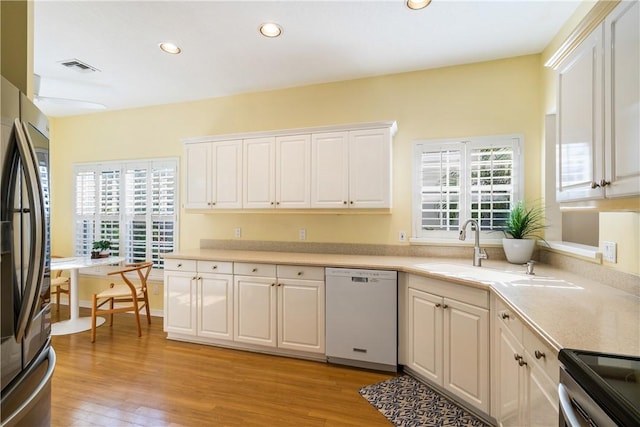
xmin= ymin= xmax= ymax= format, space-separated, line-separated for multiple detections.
xmin=90 ymin=261 xmax=153 ymax=343
xmin=50 ymin=256 xmax=71 ymax=316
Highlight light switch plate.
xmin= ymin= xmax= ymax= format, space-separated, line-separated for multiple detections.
xmin=603 ymin=241 xmax=617 ymax=263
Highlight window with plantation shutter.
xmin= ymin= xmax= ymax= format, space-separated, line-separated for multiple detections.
xmin=73 ymin=158 xmax=178 ymax=269
xmin=412 ymin=135 xmax=523 ymax=242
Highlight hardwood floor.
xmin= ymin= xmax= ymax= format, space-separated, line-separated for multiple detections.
xmin=50 ymin=306 xmax=394 ymax=426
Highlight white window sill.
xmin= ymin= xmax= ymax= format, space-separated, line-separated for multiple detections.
xmin=538 ymin=240 xmax=601 ymax=261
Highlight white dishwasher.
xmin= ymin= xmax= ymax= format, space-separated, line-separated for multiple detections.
xmin=325 ymin=267 xmax=397 ymax=372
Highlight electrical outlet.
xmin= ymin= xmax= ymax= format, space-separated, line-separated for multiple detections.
xmin=234 ymin=227 xmax=241 ymax=238
xmin=153 ymin=284 xmax=159 ymax=295
xmin=603 ymin=241 xmax=617 ymax=263
xmin=299 ymin=228 xmax=307 ymax=241
xmin=399 ymin=231 xmax=407 ymax=242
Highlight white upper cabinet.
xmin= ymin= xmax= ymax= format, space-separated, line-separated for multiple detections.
xmin=348 ymin=128 xmax=392 ymax=208
xmin=555 ymin=0 xmax=639 ymax=201
xmin=311 ymin=131 xmax=350 ymax=208
xmin=183 ymin=140 xmax=242 ymax=209
xmin=183 ymin=120 xmax=396 ymax=210
xmin=311 ymin=127 xmax=393 ymax=209
xmin=276 ymin=134 xmax=311 ymax=208
xmin=604 ymin=0 xmax=640 ymax=198
xmin=243 ymin=136 xmax=276 ymax=209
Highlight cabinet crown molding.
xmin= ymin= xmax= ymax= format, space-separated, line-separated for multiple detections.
xmin=182 ymin=120 xmax=398 ymax=144
xmin=545 ymin=0 xmax=620 ymax=70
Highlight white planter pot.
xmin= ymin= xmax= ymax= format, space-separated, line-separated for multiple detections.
xmin=502 ymin=238 xmax=536 ymax=264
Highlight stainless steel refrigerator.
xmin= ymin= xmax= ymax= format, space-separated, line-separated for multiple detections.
xmin=1 ymin=75 xmax=55 ymax=426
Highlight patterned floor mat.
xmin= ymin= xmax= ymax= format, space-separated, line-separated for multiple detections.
xmin=359 ymin=375 xmax=490 ymax=427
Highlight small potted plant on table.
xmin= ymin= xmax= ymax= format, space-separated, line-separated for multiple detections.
xmin=91 ymin=240 xmax=112 ymax=259
xmin=502 ymin=201 xmax=546 ymax=264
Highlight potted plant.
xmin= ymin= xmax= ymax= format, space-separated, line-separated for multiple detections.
xmin=502 ymin=201 xmax=546 ymax=264
xmin=92 ymin=240 xmax=111 ymax=259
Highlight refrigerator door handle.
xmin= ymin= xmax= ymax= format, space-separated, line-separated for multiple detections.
xmin=0 ymin=346 xmax=56 ymax=426
xmin=12 ymin=119 xmax=46 ymax=341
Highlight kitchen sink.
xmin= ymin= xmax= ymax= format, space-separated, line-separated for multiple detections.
xmin=413 ymin=263 xmax=582 ymax=289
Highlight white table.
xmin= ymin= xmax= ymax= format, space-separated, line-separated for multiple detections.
xmin=50 ymin=256 xmax=125 ymax=335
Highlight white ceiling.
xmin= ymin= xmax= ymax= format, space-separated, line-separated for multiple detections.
xmin=33 ymin=0 xmax=583 ymax=117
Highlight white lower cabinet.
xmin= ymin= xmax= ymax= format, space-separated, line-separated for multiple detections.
xmin=233 ymin=263 xmax=325 ymax=354
xmin=164 ymin=259 xmax=233 ymax=340
xmin=402 ymin=274 xmax=490 ymax=414
xmin=492 ymin=297 xmax=558 ymax=426
xmin=164 ymin=262 xmax=197 ymax=336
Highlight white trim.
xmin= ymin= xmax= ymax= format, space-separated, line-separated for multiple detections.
xmin=539 ymin=240 xmax=601 ymax=261
xmin=182 ymin=120 xmax=398 ymax=144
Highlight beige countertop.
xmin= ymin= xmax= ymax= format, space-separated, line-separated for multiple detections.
xmin=165 ymin=248 xmax=640 ymax=357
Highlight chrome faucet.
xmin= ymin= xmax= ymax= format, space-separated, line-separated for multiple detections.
xmin=459 ymin=219 xmax=488 ymax=267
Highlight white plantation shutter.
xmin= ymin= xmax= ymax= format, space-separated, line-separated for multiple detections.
xmin=469 ymin=143 xmax=516 ymax=230
xmin=414 ymin=136 xmax=522 ymax=240
xmin=151 ymin=162 xmax=176 ymax=268
xmin=75 ymin=168 xmax=97 ymax=255
xmin=418 ymin=145 xmax=464 ymax=231
xmin=73 ymin=158 xmax=178 ymax=269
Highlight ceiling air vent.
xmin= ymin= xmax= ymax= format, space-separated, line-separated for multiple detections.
xmin=59 ymin=59 xmax=100 ymax=73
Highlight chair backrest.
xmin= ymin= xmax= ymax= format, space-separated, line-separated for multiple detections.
xmin=108 ymin=262 xmax=153 ymax=291
xmin=51 ymin=255 xmax=66 ymax=279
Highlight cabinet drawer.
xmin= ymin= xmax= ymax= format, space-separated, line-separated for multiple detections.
xmin=234 ymin=262 xmax=276 ymax=277
xmin=197 ymin=260 xmax=233 ymax=275
xmin=523 ymin=326 xmax=559 ymax=382
xmin=408 ymin=274 xmax=488 ymax=309
xmin=164 ymin=258 xmax=197 ymax=271
xmin=495 ymin=298 xmax=523 ymax=342
xmin=277 ymin=265 xmax=324 ymax=281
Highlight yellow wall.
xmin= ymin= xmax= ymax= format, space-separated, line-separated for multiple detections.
xmin=50 ymin=54 xmax=542 ymax=256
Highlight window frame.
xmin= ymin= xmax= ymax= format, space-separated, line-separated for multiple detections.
xmin=411 ymin=134 xmax=524 ymax=244
xmin=73 ymin=157 xmax=179 ymax=273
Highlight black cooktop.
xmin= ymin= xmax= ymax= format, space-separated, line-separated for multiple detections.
xmin=559 ymin=349 xmax=640 ymax=426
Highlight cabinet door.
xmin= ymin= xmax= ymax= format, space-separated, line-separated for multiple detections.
xmin=524 ymin=349 xmax=559 ymax=427
xmin=277 ymin=278 xmax=325 ymax=353
xmin=495 ymin=323 xmax=524 ymax=427
xmin=556 ymin=26 xmax=605 ymax=201
xmin=197 ymin=273 xmax=233 ymax=340
xmin=233 ymin=275 xmax=277 ymax=347
xmin=348 ymin=128 xmax=392 ymax=208
xmin=243 ymin=137 xmax=275 ymax=209
xmin=276 ymin=134 xmax=311 ymax=208
xmin=604 ymin=0 xmax=640 ymax=198
xmin=212 ymin=140 xmax=243 ymax=209
xmin=407 ymin=288 xmax=442 ymax=384
xmin=164 ymin=271 xmax=197 ymax=335
xmin=183 ymin=143 xmax=211 ymax=209
xmin=311 ymin=131 xmax=349 ymax=208
xmin=443 ymin=298 xmax=489 ymax=413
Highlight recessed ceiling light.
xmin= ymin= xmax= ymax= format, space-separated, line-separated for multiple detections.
xmin=259 ymin=22 xmax=282 ymax=38
xmin=407 ymin=0 xmax=431 ymax=10
xmin=159 ymin=42 xmax=181 ymax=54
